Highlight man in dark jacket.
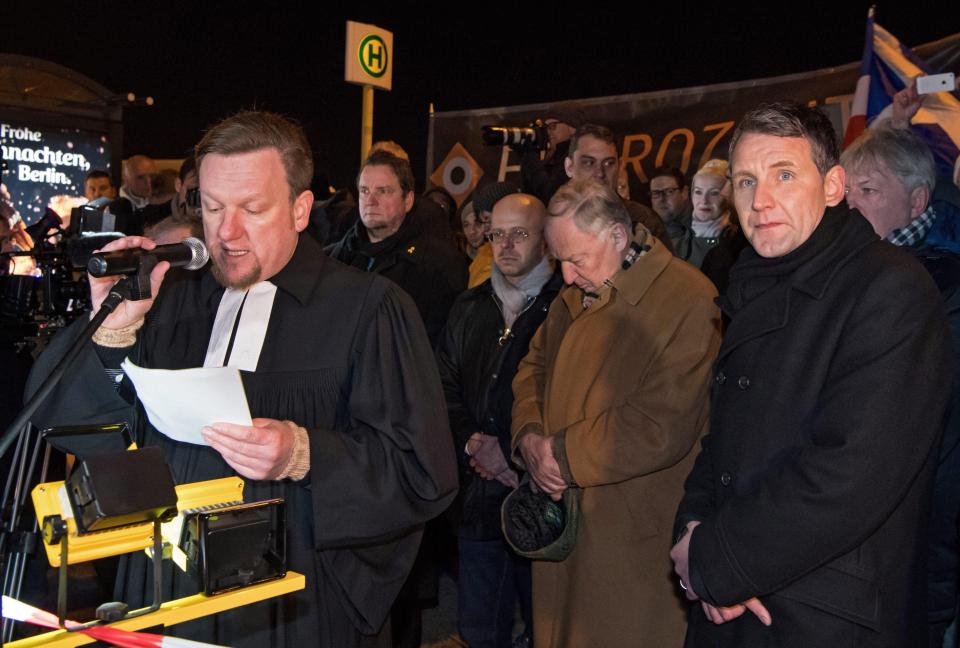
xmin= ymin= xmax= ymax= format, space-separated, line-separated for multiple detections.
xmin=326 ymin=150 xmax=468 ymax=345
xmin=436 ymin=193 xmax=560 ymax=648
xmin=650 ymin=166 xmax=693 ymax=253
xmin=562 ymin=123 xmax=673 ymax=252
xmin=842 ymin=124 xmax=960 ymax=647
xmin=671 ymin=102 xmax=953 ymax=647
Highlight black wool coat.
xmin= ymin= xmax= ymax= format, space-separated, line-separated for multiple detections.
xmin=908 ymin=242 xmax=960 ymax=628
xmin=675 ymin=207 xmax=953 ymax=648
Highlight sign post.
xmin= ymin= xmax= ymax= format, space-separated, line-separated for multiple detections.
xmin=345 ymin=21 xmax=393 ymax=164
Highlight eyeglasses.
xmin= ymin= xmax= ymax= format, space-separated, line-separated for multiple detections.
xmin=487 ymin=227 xmax=530 ymax=245
xmin=650 ymin=187 xmax=680 ymax=200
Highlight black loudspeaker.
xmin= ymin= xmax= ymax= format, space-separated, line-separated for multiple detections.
xmin=66 ymin=446 xmax=178 ymax=534
xmin=181 ymin=499 xmax=286 ymax=596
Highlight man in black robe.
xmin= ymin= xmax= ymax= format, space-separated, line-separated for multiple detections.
xmin=27 ymin=111 xmax=458 ymax=647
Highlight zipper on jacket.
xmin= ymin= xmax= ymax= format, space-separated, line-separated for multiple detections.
xmin=490 ymin=293 xmax=538 ymax=346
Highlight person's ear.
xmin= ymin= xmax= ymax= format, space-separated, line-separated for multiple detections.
xmin=823 ymin=165 xmax=846 ymax=207
xmin=292 ymin=190 xmax=314 ymax=232
xmin=908 ymin=184 xmax=931 ymax=220
xmin=610 ymin=223 xmax=629 ymax=252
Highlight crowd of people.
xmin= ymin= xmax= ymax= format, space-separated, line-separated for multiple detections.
xmin=4 ymin=78 xmax=960 ymax=648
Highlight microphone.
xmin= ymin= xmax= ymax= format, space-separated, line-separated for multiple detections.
xmin=87 ymin=237 xmax=209 ymax=277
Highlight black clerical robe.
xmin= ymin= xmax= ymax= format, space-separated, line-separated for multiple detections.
xmin=27 ymin=234 xmax=458 ymax=647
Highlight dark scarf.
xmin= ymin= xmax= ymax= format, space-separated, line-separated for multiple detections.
xmin=340 ymin=205 xmax=427 ymax=271
xmin=722 ymin=205 xmax=854 ymax=315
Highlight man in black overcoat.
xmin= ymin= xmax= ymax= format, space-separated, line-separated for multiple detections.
xmin=670 ymin=102 xmax=953 ymax=647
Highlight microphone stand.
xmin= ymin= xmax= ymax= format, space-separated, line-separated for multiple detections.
xmin=0 ymin=265 xmax=153 ymax=641
xmin=0 ymin=275 xmax=145 ymax=460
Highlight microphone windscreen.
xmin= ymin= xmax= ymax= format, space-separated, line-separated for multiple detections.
xmin=181 ymin=237 xmax=210 ymax=270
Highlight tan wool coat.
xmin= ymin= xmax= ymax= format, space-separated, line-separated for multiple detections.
xmin=512 ymin=234 xmax=722 ymax=648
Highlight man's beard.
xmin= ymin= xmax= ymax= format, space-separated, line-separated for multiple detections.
xmin=211 ymin=254 xmax=261 ymax=290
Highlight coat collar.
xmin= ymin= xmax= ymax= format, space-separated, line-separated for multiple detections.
xmin=718 ymin=208 xmax=877 ymax=359
xmin=560 ymin=227 xmax=671 ymax=317
xmin=768 ymin=209 xmax=876 ymax=302
xmin=201 ymin=232 xmax=327 ymax=307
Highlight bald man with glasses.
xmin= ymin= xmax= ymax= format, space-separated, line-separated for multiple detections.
xmin=436 ymin=193 xmax=561 ymax=648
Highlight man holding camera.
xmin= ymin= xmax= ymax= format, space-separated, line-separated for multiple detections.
xmin=140 ymin=156 xmax=202 ymax=243
xmin=84 ymin=170 xmax=117 ymax=202
xmin=519 ymin=102 xmax=583 ymax=205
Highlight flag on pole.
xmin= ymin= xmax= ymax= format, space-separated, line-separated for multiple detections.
xmin=843 ymin=7 xmax=960 ymax=180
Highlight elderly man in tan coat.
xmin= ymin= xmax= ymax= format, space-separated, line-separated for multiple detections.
xmin=511 ymin=178 xmax=721 ymax=647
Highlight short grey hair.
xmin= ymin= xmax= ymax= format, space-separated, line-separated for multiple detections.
xmin=841 ymin=124 xmax=936 ymax=194
xmin=547 ymin=178 xmax=630 ymax=232
xmin=730 ymin=102 xmax=839 ymax=176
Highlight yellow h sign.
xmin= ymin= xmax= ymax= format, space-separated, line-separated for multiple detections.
xmin=345 ymin=22 xmax=393 ymax=91
xmin=359 ymin=36 xmax=387 ymax=77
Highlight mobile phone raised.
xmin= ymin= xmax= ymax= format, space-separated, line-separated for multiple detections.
xmin=917 ymin=73 xmax=956 ymax=95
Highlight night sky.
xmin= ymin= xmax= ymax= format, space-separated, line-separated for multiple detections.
xmin=6 ymin=3 xmax=960 ymax=190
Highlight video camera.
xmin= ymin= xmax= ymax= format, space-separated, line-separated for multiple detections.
xmin=67 ymin=196 xmax=142 ymax=240
xmin=481 ymin=119 xmax=551 ymax=152
xmin=1 ymin=235 xmax=90 ymax=348
xmin=0 ymin=196 xmax=134 ymax=346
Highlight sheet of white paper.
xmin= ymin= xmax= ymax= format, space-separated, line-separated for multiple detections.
xmin=121 ymin=358 xmax=252 ymax=445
